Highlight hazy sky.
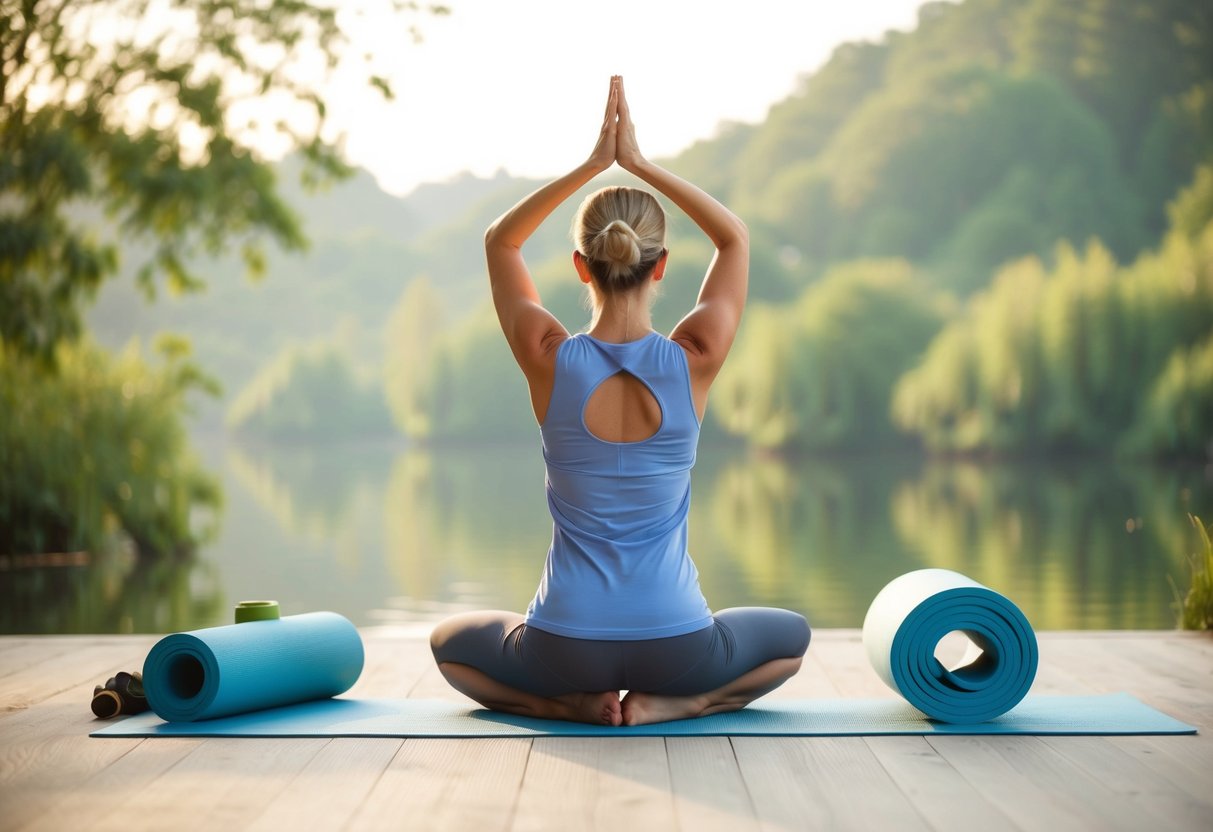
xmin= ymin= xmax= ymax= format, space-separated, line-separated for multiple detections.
xmin=321 ymin=0 xmax=935 ymax=196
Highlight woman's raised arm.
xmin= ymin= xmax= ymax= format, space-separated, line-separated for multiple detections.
xmin=485 ymin=77 xmax=620 ymax=378
xmin=615 ymin=78 xmax=749 ymax=382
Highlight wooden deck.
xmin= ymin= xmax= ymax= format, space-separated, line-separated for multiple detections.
xmin=1 ymin=629 xmax=1210 ymax=831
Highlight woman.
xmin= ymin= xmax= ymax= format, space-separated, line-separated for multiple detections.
xmin=430 ymin=76 xmax=810 ymax=727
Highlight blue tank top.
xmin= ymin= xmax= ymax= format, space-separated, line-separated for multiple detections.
xmin=525 ymin=332 xmax=713 ymax=640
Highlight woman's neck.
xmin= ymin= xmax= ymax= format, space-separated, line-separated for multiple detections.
xmin=588 ymin=290 xmax=654 ymax=342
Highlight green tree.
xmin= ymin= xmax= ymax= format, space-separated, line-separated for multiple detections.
xmin=1014 ymin=0 xmax=1213 ymax=235
xmin=0 ymin=335 xmax=221 ymax=556
xmin=1 ymin=0 xmax=446 ymax=362
xmin=894 ymin=168 xmax=1213 ymax=456
xmin=733 ymin=39 xmax=889 ymax=211
xmin=384 ymin=276 xmax=447 ymax=436
xmin=1014 ymin=0 xmax=1211 ymax=163
xmin=1124 ymin=335 xmax=1213 ymax=459
xmin=423 ymin=307 xmax=535 ymax=440
xmin=226 ymin=338 xmax=393 ymax=440
xmin=715 ymin=260 xmax=947 ymax=450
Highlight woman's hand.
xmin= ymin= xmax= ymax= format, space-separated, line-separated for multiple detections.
xmin=587 ymin=75 xmax=620 ymax=173
xmin=615 ymin=76 xmax=647 ymax=173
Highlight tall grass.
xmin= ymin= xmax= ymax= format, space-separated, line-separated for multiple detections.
xmin=1175 ymin=514 xmax=1213 ymax=630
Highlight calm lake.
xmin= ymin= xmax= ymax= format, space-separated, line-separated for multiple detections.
xmin=5 ymin=437 xmax=1212 ymax=634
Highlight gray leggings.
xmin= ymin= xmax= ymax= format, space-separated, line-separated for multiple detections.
xmin=430 ymin=607 xmax=811 ymax=697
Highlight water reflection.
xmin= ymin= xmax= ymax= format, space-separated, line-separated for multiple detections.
xmin=694 ymin=453 xmax=927 ymax=628
xmin=0 ymin=541 xmax=225 ymax=634
xmin=890 ymin=459 xmax=1204 ymax=629
xmin=4 ymin=441 xmax=1209 ymax=633
xmin=379 ymin=446 xmax=551 ymax=614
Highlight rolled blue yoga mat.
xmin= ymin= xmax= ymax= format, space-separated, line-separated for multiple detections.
xmin=142 ymin=612 xmax=364 ymax=722
xmin=863 ymin=568 xmax=1038 ymax=723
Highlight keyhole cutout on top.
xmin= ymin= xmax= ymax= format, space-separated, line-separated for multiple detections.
xmin=583 ymin=371 xmax=663 ymax=443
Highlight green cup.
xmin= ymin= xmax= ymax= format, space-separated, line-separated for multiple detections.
xmin=235 ymin=600 xmax=281 ymax=623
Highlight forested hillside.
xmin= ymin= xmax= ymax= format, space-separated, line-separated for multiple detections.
xmin=88 ymin=0 xmax=1212 ymax=455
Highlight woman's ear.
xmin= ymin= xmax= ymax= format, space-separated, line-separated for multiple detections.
xmin=573 ymin=251 xmax=593 ymax=284
xmin=652 ymin=249 xmax=669 ymax=282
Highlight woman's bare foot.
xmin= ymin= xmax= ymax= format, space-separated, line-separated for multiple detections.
xmin=553 ymin=690 xmax=623 ymax=726
xmin=436 ymin=662 xmax=622 ymax=726
xmin=620 ymin=691 xmax=710 ymax=726
xmin=620 ymin=657 xmax=805 ymax=726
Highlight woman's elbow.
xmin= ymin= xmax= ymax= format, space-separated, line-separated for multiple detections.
xmin=484 ymin=221 xmax=501 ymax=249
xmin=484 ymin=221 xmax=520 ymax=253
xmin=721 ymin=215 xmax=749 ymax=251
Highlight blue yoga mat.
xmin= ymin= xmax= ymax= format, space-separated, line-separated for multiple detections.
xmin=141 ymin=612 xmax=363 ymax=722
xmin=106 ymin=573 xmax=1185 ymax=739
xmin=863 ymin=569 xmax=1038 ymax=723
xmin=91 ymin=693 xmax=1196 ymax=737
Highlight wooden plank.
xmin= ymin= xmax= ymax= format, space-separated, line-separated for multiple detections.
xmin=349 ymin=738 xmax=530 ymax=831
xmin=732 ymin=736 xmax=930 ymax=830
xmin=1049 ymin=637 xmax=1208 ymax=725
xmin=245 ymin=739 xmax=403 ymax=831
xmin=1030 ymin=634 xmax=1103 ymax=695
xmin=16 ymin=739 xmax=201 ymax=832
xmin=349 ymin=638 xmax=435 ymax=698
xmin=0 ymin=639 xmax=155 ymax=713
xmin=0 ymin=729 xmax=150 ymax=831
xmin=927 ymin=735 xmax=1164 ymax=832
xmin=0 ymin=639 xmax=88 ymax=679
xmin=863 ymin=736 xmax=1017 ymax=832
xmin=809 ymin=633 xmax=897 ymax=699
xmin=405 ymin=660 xmax=468 ymax=700
xmin=1038 ymin=736 xmax=1213 ymax=830
xmin=0 ymin=646 xmax=166 ymax=832
xmin=512 ymin=737 xmax=676 ymax=831
xmin=666 ymin=737 xmax=760 ymax=831
xmin=1112 ymin=636 xmax=1213 ymax=721
xmin=774 ymin=643 xmax=842 ymax=698
xmin=0 ymin=636 xmax=148 ymax=652
xmin=87 ymin=738 xmax=329 ymax=832
xmin=511 ymin=738 xmax=603 ymax=832
xmin=1108 ymin=735 xmax=1213 ymax=809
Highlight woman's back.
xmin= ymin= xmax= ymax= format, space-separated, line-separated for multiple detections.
xmin=527 ymin=332 xmax=712 ymax=640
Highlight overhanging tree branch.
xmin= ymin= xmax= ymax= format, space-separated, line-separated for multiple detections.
xmin=1 ymin=0 xmax=446 ymax=363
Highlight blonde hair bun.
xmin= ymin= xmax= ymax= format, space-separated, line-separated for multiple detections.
xmin=591 ymin=220 xmax=642 ymax=273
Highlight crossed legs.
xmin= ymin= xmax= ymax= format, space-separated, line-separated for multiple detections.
xmin=435 ymin=655 xmax=803 ymax=726
xmin=430 ymin=608 xmax=810 ymax=726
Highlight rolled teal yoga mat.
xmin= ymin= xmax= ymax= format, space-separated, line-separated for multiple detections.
xmin=141 ymin=612 xmax=364 ymax=722
xmin=90 ymin=694 xmax=1196 ymax=738
xmin=863 ymin=569 xmax=1038 ymax=723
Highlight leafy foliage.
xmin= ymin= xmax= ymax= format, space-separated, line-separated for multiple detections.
xmin=713 ymin=261 xmax=948 ymax=449
xmin=0 ymin=336 xmax=221 ymax=556
xmin=0 ymin=0 xmax=444 ymax=362
xmin=893 ymin=189 xmax=1213 ymax=455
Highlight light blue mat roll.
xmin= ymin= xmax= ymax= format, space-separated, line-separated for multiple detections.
xmin=142 ymin=612 xmax=364 ymax=722
xmin=863 ymin=569 xmax=1038 ymax=723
